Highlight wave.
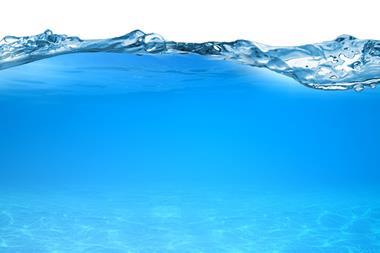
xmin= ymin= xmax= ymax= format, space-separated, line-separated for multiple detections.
xmin=1 ymin=29 xmax=380 ymax=91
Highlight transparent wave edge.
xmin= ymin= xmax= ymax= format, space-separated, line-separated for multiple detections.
xmin=1 ymin=29 xmax=380 ymax=91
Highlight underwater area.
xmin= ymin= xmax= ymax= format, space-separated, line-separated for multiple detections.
xmin=0 ymin=31 xmax=380 ymax=252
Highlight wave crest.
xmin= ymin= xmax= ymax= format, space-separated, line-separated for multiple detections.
xmin=1 ymin=30 xmax=380 ymax=91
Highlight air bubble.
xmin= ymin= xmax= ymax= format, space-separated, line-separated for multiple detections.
xmin=2 ymin=36 xmax=19 ymax=44
xmin=44 ymin=29 xmax=53 ymax=36
xmin=143 ymin=33 xmax=166 ymax=53
xmin=353 ymin=84 xmax=364 ymax=92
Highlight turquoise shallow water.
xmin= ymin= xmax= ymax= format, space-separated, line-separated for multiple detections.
xmin=0 ymin=53 xmax=380 ymax=252
xmin=1 ymin=187 xmax=380 ymax=253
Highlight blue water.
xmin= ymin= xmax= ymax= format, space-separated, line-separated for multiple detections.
xmin=3 ymin=30 xmax=380 ymax=91
xmin=1 ymin=45 xmax=380 ymax=251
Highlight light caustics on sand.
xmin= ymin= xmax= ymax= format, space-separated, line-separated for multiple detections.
xmin=1 ymin=29 xmax=380 ymax=91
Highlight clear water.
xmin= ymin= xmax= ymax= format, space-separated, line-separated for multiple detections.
xmin=1 ymin=43 xmax=380 ymax=252
xmin=3 ymin=30 xmax=380 ymax=90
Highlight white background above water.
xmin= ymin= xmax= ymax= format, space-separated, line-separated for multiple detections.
xmin=0 ymin=0 xmax=379 ymax=46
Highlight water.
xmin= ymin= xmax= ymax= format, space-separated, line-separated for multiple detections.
xmin=2 ymin=30 xmax=380 ymax=90
xmin=0 ymin=32 xmax=380 ymax=253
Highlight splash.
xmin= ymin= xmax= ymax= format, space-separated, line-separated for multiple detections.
xmin=1 ymin=29 xmax=380 ymax=91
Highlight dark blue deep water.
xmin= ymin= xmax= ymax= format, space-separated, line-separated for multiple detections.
xmin=0 ymin=53 xmax=379 ymax=253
